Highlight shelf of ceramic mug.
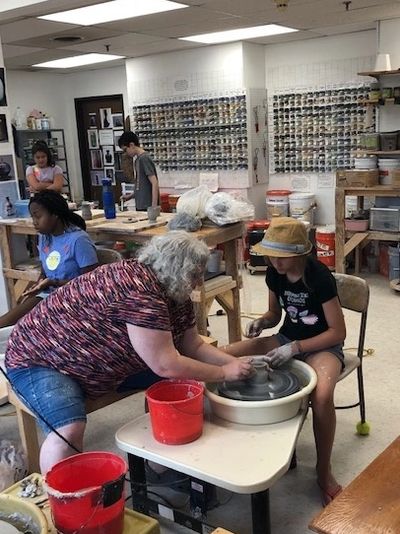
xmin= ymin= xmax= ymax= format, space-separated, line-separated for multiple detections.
xmin=360 ymin=99 xmax=400 ymax=106
xmin=358 ymin=70 xmax=400 ymax=78
xmin=136 ymin=122 xmax=247 ymax=132
xmin=353 ymin=150 xmax=400 ymax=155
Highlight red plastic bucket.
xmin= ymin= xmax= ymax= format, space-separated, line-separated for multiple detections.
xmin=316 ymin=226 xmax=335 ymax=269
xmin=145 ymin=380 xmax=204 ymax=445
xmin=44 ymin=451 xmax=127 ymax=534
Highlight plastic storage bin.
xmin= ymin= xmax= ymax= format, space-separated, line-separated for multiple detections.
xmin=370 ymin=208 xmax=400 ymax=232
xmin=15 ymin=200 xmax=30 ymax=218
xmin=380 ymin=132 xmax=398 ymax=151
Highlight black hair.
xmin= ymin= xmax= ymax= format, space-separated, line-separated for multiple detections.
xmin=31 ymin=140 xmax=55 ymax=167
xmin=29 ymin=191 xmax=86 ymax=232
xmin=118 ymin=131 xmax=140 ymax=148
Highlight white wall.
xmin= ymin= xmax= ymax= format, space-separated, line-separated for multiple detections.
xmin=265 ymin=30 xmax=377 ymax=224
xmin=7 ymin=64 xmax=128 ymax=200
xmin=126 ymin=43 xmax=244 ymax=105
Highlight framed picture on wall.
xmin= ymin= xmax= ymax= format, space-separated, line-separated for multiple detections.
xmin=99 ymin=108 xmax=112 ymax=129
xmin=112 ymin=113 xmax=124 ymax=129
xmin=0 ymin=69 xmax=7 ymax=107
xmin=90 ymin=149 xmax=103 ymax=169
xmin=102 ymin=145 xmax=114 ymax=166
xmin=90 ymin=170 xmax=102 ymax=186
xmin=114 ymin=129 xmax=123 ymax=152
xmin=0 ymin=154 xmax=15 ymax=182
xmin=0 ymin=114 xmax=8 ymax=142
xmin=104 ymin=166 xmax=115 ymax=184
xmin=99 ymin=129 xmax=114 ymax=145
xmin=87 ymin=129 xmax=99 ymax=149
xmin=89 ymin=113 xmax=97 ymax=128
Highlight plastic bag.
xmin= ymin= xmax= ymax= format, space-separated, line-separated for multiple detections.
xmin=204 ymin=192 xmax=255 ymax=226
xmin=0 ymin=440 xmax=27 ymax=492
xmin=176 ymin=185 xmax=213 ymax=219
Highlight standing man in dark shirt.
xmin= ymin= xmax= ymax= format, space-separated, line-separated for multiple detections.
xmin=118 ymin=131 xmax=159 ymax=211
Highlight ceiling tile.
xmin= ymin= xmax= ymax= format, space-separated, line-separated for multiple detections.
xmin=99 ymin=6 xmax=239 ymax=33
xmin=4 ymin=47 xmax=85 ymax=68
xmin=1 ymin=43 xmax=44 ymax=57
xmin=9 ymin=25 xmax=121 ymax=49
xmin=62 ymin=32 xmax=164 ymax=54
xmin=0 ymin=17 xmax=78 ymax=43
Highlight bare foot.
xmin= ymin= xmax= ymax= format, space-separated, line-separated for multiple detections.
xmin=316 ymin=468 xmax=342 ymax=506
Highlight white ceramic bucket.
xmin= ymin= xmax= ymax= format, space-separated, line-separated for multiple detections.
xmin=289 ymin=192 xmax=316 ymax=223
xmin=378 ymin=158 xmax=400 ymax=185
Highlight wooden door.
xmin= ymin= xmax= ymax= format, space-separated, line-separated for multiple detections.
xmin=75 ymin=95 xmax=124 ymax=205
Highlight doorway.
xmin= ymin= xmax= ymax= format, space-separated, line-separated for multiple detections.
xmin=75 ymin=94 xmax=124 ymax=205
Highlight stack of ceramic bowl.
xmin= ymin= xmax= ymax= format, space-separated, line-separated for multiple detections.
xmin=354 ymin=155 xmax=377 ymax=170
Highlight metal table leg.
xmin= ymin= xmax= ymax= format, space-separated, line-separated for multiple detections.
xmin=251 ymin=489 xmax=271 ymax=534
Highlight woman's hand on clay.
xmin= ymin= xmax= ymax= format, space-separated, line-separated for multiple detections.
xmin=222 ymin=357 xmax=253 ymax=381
xmin=265 ymin=342 xmax=299 ymax=368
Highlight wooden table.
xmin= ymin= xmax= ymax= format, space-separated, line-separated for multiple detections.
xmin=116 ymin=410 xmax=307 ymax=534
xmin=0 ymin=214 xmax=244 ymax=342
xmin=335 ymin=185 xmax=400 ymax=273
xmin=309 ymin=436 xmax=400 ymax=534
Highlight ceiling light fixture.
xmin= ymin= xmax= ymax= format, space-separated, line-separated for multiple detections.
xmin=180 ymin=24 xmax=298 ymax=44
xmin=33 ymin=53 xmax=125 ymax=69
xmin=38 ymin=0 xmax=187 ymax=26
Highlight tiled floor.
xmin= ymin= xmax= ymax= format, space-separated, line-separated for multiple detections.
xmin=1 ymin=270 xmax=399 ymax=533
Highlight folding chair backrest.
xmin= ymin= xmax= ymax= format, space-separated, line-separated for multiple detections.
xmin=333 ymin=273 xmax=369 ymax=314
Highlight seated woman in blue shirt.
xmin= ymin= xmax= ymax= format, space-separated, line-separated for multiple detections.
xmin=0 ymin=191 xmax=99 ymax=327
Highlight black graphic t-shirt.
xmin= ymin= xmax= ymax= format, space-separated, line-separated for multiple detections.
xmin=266 ymin=256 xmax=338 ymax=341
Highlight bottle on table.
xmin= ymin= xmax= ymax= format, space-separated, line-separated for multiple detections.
xmin=81 ymin=201 xmax=92 ymax=221
xmin=102 ymin=178 xmax=116 ymax=219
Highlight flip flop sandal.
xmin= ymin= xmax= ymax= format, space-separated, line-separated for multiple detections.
xmin=318 ymin=482 xmax=343 ymax=507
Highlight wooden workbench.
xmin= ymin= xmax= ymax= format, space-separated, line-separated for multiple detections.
xmin=0 ymin=213 xmax=244 ymax=342
xmin=309 ymin=436 xmax=400 ymax=534
xmin=335 ymin=185 xmax=400 ymax=273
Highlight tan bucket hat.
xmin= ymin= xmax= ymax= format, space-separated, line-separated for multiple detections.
xmin=251 ymin=217 xmax=312 ymax=257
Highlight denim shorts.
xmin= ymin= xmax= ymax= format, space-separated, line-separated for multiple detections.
xmin=275 ymin=333 xmax=345 ymax=370
xmin=6 ymin=366 xmax=161 ymax=435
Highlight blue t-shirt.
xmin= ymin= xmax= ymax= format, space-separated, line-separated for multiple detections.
xmin=38 ymin=228 xmax=98 ymax=282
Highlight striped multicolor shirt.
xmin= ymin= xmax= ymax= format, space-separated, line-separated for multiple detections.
xmin=5 ymin=260 xmax=195 ymax=397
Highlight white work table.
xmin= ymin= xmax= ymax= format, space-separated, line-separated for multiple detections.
xmin=116 ymin=409 xmax=306 ymax=534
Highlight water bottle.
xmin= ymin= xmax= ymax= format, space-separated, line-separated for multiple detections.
xmin=102 ymin=178 xmax=116 ymax=219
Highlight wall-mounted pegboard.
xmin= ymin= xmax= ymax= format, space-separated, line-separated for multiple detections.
xmin=270 ymin=84 xmax=375 ymax=173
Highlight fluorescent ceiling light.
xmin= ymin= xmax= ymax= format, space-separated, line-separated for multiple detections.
xmin=33 ymin=53 xmax=125 ymax=69
xmin=180 ymin=24 xmax=298 ymax=44
xmin=39 ymin=0 xmax=187 ymax=26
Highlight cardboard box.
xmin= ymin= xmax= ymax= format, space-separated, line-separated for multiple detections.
xmin=391 ymin=169 xmax=400 ymax=186
xmin=336 ymin=169 xmax=379 ymax=187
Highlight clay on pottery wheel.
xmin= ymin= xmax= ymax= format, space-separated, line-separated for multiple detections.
xmin=218 ymin=362 xmax=300 ymax=401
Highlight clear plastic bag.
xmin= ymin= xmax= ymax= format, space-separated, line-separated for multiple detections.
xmin=176 ymin=185 xmax=213 ymax=219
xmin=204 ymin=192 xmax=255 ymax=226
xmin=0 ymin=440 xmax=27 ymax=492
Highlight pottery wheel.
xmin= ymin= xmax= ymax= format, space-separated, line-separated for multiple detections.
xmin=218 ymin=367 xmax=300 ymax=401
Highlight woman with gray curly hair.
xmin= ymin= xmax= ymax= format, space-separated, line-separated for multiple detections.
xmin=6 ymin=231 xmax=252 ymax=473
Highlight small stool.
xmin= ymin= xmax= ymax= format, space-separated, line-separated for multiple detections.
xmin=191 ymin=275 xmax=241 ymax=343
xmin=7 ymin=335 xmax=217 ymax=473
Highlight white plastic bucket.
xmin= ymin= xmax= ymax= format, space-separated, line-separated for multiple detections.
xmin=265 ymin=190 xmax=291 ymax=220
xmin=354 ymin=156 xmax=377 ymax=170
xmin=266 ymin=201 xmax=289 ymax=219
xmin=289 ymin=192 xmax=316 ymax=223
xmin=378 ymin=158 xmax=400 ymax=185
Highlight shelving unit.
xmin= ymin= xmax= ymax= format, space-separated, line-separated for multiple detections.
xmin=335 ymin=185 xmax=400 ymax=273
xmin=271 ymin=85 xmax=374 ymax=173
xmin=14 ymin=128 xmax=71 ymax=198
xmin=132 ymin=94 xmax=248 ymax=172
xmin=335 ymin=72 xmax=400 ymax=274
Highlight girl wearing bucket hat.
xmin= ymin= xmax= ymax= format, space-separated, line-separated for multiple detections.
xmin=225 ymin=217 xmax=346 ymax=507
